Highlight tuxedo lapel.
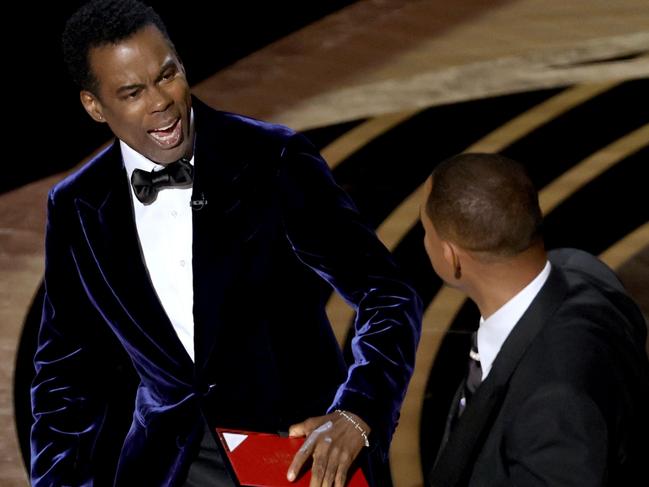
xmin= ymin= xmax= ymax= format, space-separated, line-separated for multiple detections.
xmin=430 ymin=376 xmax=506 ymax=486
xmin=435 ymin=380 xmax=465 ymax=467
xmin=75 ymin=142 xmax=193 ymax=369
xmin=190 ymin=99 xmax=251 ymax=371
xmin=430 ymin=267 xmax=569 ymax=486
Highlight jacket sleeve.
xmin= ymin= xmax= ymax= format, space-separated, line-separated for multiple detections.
xmin=276 ymin=133 xmax=423 ymax=459
xmin=30 ymin=190 xmax=109 ymax=487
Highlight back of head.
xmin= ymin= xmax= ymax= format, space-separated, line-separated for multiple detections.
xmin=426 ymin=152 xmax=542 ymax=258
xmin=62 ymin=0 xmax=171 ymax=93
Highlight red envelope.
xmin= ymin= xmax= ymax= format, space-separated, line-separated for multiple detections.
xmin=215 ymin=428 xmax=369 ymax=487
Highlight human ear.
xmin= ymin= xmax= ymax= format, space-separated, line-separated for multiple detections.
xmin=80 ymin=90 xmax=106 ymax=123
xmin=443 ymin=241 xmax=462 ymax=279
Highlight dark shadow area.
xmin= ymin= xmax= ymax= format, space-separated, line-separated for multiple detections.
xmin=543 ymin=145 xmax=649 ymax=254
xmin=503 ymin=79 xmax=649 ymax=189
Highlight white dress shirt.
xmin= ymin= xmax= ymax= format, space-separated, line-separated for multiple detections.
xmin=477 ymin=261 xmax=551 ymax=380
xmin=121 ymin=140 xmax=195 ymax=362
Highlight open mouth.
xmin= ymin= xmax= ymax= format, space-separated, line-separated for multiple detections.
xmin=148 ymin=118 xmax=183 ymax=147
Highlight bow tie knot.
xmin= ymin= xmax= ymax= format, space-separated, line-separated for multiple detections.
xmin=131 ymin=157 xmax=193 ymax=204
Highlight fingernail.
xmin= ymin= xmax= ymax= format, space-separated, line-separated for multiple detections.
xmin=287 ymin=471 xmax=295 ymax=482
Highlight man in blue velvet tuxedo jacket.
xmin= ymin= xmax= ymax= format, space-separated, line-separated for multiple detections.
xmin=29 ymin=1 xmax=422 ymax=486
xmin=421 ymin=153 xmax=649 ymax=486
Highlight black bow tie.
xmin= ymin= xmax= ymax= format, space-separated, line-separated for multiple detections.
xmin=131 ymin=158 xmax=193 ymax=204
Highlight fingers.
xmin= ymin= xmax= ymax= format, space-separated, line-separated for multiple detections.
xmin=287 ymin=431 xmax=314 ymax=481
xmin=288 ymin=421 xmax=308 ymax=438
xmin=310 ymin=434 xmax=333 ymax=487
xmin=334 ymin=451 xmax=351 ymax=487
xmin=316 ymin=442 xmax=354 ymax=487
xmin=318 ymin=439 xmax=354 ymax=487
xmin=289 ymin=415 xmax=326 ymax=438
xmin=287 ymin=412 xmax=366 ymax=486
xmin=288 ymin=420 xmax=333 ymax=482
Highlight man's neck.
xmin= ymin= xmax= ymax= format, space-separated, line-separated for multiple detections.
xmin=467 ymin=245 xmax=547 ymax=319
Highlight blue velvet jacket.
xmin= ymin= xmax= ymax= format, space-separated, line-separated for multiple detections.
xmin=30 ymin=98 xmax=422 ymax=486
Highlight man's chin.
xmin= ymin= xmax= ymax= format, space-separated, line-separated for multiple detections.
xmin=148 ymin=142 xmax=191 ymax=165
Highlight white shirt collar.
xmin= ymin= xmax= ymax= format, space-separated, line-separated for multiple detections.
xmin=120 ymin=140 xmax=195 ymax=207
xmin=120 ymin=107 xmax=195 ymax=186
xmin=478 ymin=260 xmax=551 ymax=379
xmin=121 ymin=139 xmax=166 ymax=176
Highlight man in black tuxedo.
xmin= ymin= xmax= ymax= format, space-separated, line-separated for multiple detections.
xmin=29 ymin=1 xmax=422 ymax=486
xmin=421 ymin=152 xmax=649 ymax=486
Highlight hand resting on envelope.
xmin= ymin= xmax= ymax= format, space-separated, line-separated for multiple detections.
xmin=287 ymin=411 xmax=370 ymax=487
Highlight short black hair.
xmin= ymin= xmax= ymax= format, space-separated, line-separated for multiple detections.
xmin=62 ymin=0 xmax=173 ymax=93
xmin=426 ymin=152 xmax=543 ymax=257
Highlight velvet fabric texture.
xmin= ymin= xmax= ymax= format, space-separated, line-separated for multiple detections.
xmin=429 ymin=249 xmax=649 ymax=486
xmin=30 ymin=98 xmax=422 ymax=486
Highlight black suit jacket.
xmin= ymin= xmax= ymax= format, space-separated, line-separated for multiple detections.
xmin=30 ymin=98 xmax=422 ymax=486
xmin=430 ymin=248 xmax=649 ymax=486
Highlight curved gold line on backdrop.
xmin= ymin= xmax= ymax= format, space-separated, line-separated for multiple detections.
xmin=377 ymin=82 xmax=642 ymax=486
xmin=321 ymin=111 xmax=418 ymax=344
xmin=324 ymin=82 xmax=619 ymax=346
xmin=321 ymin=111 xmax=419 ymax=171
xmin=600 ymin=222 xmax=649 ymax=269
xmin=461 ymin=83 xmax=618 ymax=153
xmin=389 ymin=285 xmax=466 ymax=487
xmin=540 ymin=123 xmax=649 ymax=213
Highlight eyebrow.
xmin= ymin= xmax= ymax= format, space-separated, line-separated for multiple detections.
xmin=116 ymin=82 xmax=144 ymax=96
xmin=115 ymin=58 xmax=178 ymax=95
xmin=154 ymin=58 xmax=178 ymax=83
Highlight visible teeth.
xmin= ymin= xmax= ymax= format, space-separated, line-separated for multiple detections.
xmin=151 ymin=131 xmax=174 ymax=141
xmin=149 ymin=118 xmax=182 ymax=147
xmin=153 ymin=120 xmax=176 ymax=132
